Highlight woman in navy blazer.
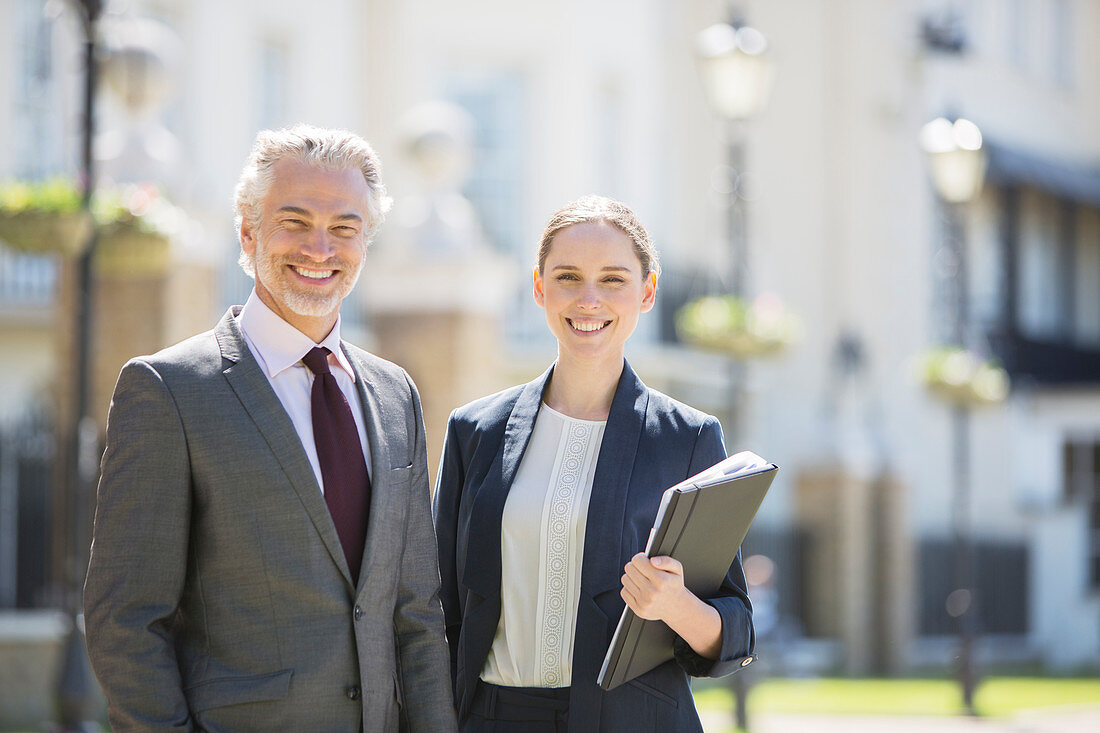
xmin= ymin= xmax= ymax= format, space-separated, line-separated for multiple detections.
xmin=434 ymin=196 xmax=755 ymax=731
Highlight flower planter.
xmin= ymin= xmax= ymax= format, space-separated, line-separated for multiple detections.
xmin=0 ymin=210 xmax=92 ymax=256
xmin=676 ymin=294 xmax=797 ymax=359
xmin=920 ymin=348 xmax=1009 ymax=407
xmin=93 ymin=225 xmax=172 ymax=278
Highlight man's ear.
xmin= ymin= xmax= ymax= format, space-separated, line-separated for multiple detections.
xmin=533 ymin=267 xmax=545 ymax=308
xmin=240 ymin=212 xmax=257 ymax=255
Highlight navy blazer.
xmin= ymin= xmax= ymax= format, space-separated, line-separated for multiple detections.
xmin=433 ymin=361 xmax=755 ymax=732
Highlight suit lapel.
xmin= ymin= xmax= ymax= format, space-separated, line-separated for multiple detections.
xmin=341 ymin=347 xmax=402 ymax=596
xmin=463 ymin=365 xmax=553 ymax=599
xmin=581 ymin=360 xmax=648 ymax=595
xmin=215 ymin=309 xmax=354 ymax=586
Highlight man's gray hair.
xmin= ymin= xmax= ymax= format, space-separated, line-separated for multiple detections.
xmin=234 ymin=124 xmax=393 ymax=277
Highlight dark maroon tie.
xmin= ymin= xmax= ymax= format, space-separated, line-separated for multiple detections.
xmin=302 ymin=346 xmax=370 ymax=582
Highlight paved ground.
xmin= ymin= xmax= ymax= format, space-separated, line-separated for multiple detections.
xmin=700 ymin=706 xmax=1100 ymax=733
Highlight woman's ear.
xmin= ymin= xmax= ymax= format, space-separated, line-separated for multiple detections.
xmin=533 ymin=267 xmax=545 ymax=307
xmin=640 ymin=271 xmax=657 ymax=313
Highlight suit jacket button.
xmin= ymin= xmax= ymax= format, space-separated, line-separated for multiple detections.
xmin=354 ymin=605 xmax=363 ymax=621
xmin=346 ymin=685 xmax=361 ymax=701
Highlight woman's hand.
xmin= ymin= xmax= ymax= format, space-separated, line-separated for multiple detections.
xmin=621 ymin=552 xmax=723 ymax=659
xmin=620 ymin=553 xmax=690 ymax=621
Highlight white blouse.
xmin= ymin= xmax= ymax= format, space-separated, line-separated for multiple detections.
xmin=480 ymin=403 xmax=607 ymax=688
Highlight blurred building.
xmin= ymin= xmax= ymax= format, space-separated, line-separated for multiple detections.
xmin=0 ymin=0 xmax=1098 ymax=691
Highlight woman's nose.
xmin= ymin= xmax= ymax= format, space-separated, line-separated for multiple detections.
xmin=576 ymin=284 xmax=601 ymax=309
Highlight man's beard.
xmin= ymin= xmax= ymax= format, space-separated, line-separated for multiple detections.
xmin=253 ymin=248 xmax=363 ymax=318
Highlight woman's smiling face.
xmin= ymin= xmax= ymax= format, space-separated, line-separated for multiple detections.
xmin=534 ymin=221 xmax=656 ymax=369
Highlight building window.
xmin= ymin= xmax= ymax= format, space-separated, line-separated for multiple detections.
xmin=1063 ymin=438 xmax=1100 ymax=588
xmin=1075 ymin=207 xmax=1100 ymax=346
xmin=445 ymin=71 xmax=537 ymax=341
xmin=15 ymin=0 xmax=64 ymax=179
xmin=446 ymin=71 xmax=527 ymax=258
xmin=1017 ymin=189 xmax=1069 ymax=340
xmin=257 ymin=39 xmax=289 ymax=131
xmin=1048 ymin=0 xmax=1073 ymax=85
xmin=1005 ymin=0 xmax=1028 ymax=70
xmin=918 ymin=538 xmax=1029 ymax=634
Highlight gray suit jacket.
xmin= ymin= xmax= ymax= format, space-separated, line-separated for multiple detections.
xmin=84 ymin=307 xmax=457 ymax=733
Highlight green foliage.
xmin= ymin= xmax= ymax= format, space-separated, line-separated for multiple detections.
xmin=91 ymin=183 xmax=184 ymax=239
xmin=676 ymin=294 xmax=798 ymax=358
xmin=0 ymin=177 xmax=83 ymax=215
xmin=693 ymin=676 xmax=1100 ymax=719
xmin=920 ymin=346 xmax=1009 ymax=406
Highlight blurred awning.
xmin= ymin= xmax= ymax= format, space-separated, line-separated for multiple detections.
xmin=986 ymin=142 xmax=1100 ymax=207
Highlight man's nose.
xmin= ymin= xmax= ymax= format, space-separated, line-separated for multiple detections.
xmin=300 ymin=229 xmax=336 ymax=260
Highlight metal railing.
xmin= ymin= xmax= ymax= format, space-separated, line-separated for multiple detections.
xmin=0 ymin=407 xmax=55 ymax=609
xmin=0 ymin=244 xmax=57 ymax=309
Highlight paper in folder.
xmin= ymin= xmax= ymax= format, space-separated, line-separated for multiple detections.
xmin=597 ymin=451 xmax=776 ymax=691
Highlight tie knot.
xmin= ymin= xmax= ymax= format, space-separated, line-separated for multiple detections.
xmin=302 ymin=347 xmax=332 ymax=376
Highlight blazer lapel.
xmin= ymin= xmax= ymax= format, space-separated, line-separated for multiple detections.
xmin=569 ymin=361 xmax=648 ymax=729
xmin=215 ymin=309 xmax=354 ymax=585
xmin=462 ymin=365 xmax=553 ymax=599
xmin=342 ymin=348 xmax=402 ymax=596
xmin=581 ymin=360 xmax=648 ymax=596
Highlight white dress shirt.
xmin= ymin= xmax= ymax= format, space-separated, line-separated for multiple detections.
xmin=481 ymin=403 xmax=606 ymax=688
xmin=236 ymin=289 xmax=371 ymax=493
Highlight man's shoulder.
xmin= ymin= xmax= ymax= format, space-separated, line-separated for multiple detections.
xmin=127 ymin=326 xmax=224 ymax=380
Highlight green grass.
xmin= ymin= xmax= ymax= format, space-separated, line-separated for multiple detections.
xmin=693 ymin=676 xmax=1100 ymax=719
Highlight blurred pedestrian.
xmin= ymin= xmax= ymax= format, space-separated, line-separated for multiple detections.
xmin=433 ymin=195 xmax=756 ymax=732
xmin=83 ymin=125 xmax=456 ymax=732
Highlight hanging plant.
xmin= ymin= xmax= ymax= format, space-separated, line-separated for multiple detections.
xmin=0 ymin=178 xmax=93 ymax=256
xmin=92 ymin=183 xmax=186 ymax=277
xmin=676 ymin=293 xmax=798 ymax=359
xmin=920 ymin=346 xmax=1009 ymax=406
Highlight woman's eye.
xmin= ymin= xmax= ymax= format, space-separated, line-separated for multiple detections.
xmin=556 ymin=273 xmax=580 ymax=281
xmin=604 ymin=277 xmax=625 ymax=284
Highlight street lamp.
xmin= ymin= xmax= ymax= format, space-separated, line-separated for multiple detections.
xmin=53 ymin=1 xmax=104 ymax=730
xmin=696 ymin=22 xmax=774 ymax=124
xmin=695 ymin=17 xmax=774 ymax=732
xmin=695 ymin=19 xmax=775 ymax=298
xmin=919 ymin=115 xmax=988 ymax=715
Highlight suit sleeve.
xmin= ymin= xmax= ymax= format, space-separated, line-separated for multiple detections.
xmin=83 ymin=359 xmax=194 ymax=731
xmin=392 ymin=374 xmax=459 ymax=732
xmin=672 ymin=416 xmax=756 ymax=678
xmin=431 ymin=411 xmax=465 ymax=693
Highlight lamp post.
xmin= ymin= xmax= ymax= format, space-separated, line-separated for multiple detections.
xmin=695 ymin=19 xmax=774 ymax=300
xmin=695 ymin=16 xmax=774 ymax=732
xmin=919 ymin=116 xmax=988 ymax=715
xmin=53 ymin=1 xmax=104 ymax=729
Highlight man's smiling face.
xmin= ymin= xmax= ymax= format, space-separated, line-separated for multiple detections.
xmin=241 ymin=158 xmax=371 ymax=335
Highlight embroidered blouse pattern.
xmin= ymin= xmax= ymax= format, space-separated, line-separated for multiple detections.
xmin=538 ymin=419 xmax=593 ymax=686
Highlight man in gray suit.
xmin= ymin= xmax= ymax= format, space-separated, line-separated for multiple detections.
xmin=84 ymin=125 xmax=457 ymax=732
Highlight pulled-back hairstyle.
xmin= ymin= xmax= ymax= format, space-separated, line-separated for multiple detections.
xmin=234 ymin=124 xmax=393 ymax=277
xmin=536 ymin=195 xmax=660 ymax=278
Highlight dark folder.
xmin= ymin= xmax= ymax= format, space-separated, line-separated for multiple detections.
xmin=597 ymin=456 xmax=777 ymax=690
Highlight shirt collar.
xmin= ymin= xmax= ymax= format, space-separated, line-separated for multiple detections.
xmin=237 ymin=289 xmax=357 ymax=381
